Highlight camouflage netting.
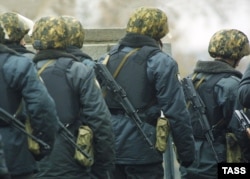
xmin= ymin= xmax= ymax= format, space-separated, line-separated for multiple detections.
xmin=126 ymin=7 xmax=169 ymax=40
xmin=0 ymin=12 xmax=33 ymax=43
xmin=32 ymin=16 xmax=67 ymax=50
xmin=208 ymin=29 xmax=250 ymax=60
xmin=60 ymin=15 xmax=85 ymax=48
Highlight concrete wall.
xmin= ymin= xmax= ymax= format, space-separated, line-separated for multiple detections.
xmin=84 ymin=28 xmax=172 ymax=59
xmin=26 ymin=28 xmax=172 ymax=60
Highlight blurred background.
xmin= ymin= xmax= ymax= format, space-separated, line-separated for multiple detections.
xmin=1 ymin=0 xmax=250 ymax=77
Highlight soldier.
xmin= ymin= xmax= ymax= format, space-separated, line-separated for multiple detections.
xmin=230 ymin=38 xmax=250 ymax=162
xmin=61 ymin=15 xmax=114 ymax=179
xmin=0 ymin=12 xmax=35 ymax=59
xmin=96 ymin=7 xmax=195 ymax=179
xmin=180 ymin=29 xmax=250 ymax=179
xmin=31 ymin=16 xmax=115 ymax=179
xmin=60 ymin=15 xmax=95 ymax=68
xmin=0 ymin=17 xmax=58 ymax=179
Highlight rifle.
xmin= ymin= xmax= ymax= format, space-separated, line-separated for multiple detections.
xmin=58 ymin=121 xmax=93 ymax=161
xmin=0 ymin=107 xmax=50 ymax=150
xmin=94 ymin=62 xmax=153 ymax=148
xmin=234 ymin=110 xmax=250 ymax=132
xmin=182 ymin=77 xmax=219 ymax=162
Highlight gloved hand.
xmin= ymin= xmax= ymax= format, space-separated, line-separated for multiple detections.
xmin=32 ymin=142 xmax=52 ymax=161
xmin=32 ymin=129 xmax=54 ymax=161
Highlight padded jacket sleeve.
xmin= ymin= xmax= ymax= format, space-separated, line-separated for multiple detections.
xmin=147 ymin=52 xmax=195 ymax=165
xmin=215 ymin=75 xmax=241 ymax=125
xmin=3 ymin=55 xmax=58 ymax=155
xmin=67 ymin=62 xmax=115 ymax=170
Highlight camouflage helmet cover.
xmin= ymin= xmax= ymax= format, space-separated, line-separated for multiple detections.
xmin=32 ymin=16 xmax=67 ymax=50
xmin=61 ymin=15 xmax=85 ymax=48
xmin=0 ymin=12 xmax=33 ymax=43
xmin=126 ymin=7 xmax=169 ymax=40
xmin=208 ymin=29 xmax=250 ymax=60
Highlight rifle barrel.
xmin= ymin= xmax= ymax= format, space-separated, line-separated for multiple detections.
xmin=182 ymin=77 xmax=219 ymax=162
xmin=0 ymin=108 xmax=50 ymax=149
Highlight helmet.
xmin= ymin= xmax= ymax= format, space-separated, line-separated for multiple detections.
xmin=126 ymin=7 xmax=169 ymax=40
xmin=0 ymin=12 xmax=33 ymax=43
xmin=60 ymin=15 xmax=85 ymax=48
xmin=32 ymin=16 xmax=67 ymax=50
xmin=208 ymin=29 xmax=250 ymax=60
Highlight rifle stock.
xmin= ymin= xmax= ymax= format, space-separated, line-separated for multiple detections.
xmin=182 ymin=77 xmax=219 ymax=162
xmin=0 ymin=107 xmax=92 ymax=161
xmin=0 ymin=107 xmax=50 ymax=150
xmin=94 ymin=62 xmax=153 ymax=148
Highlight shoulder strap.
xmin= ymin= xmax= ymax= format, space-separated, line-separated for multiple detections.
xmin=101 ymin=49 xmax=139 ymax=97
xmin=104 ymin=46 xmax=160 ymax=79
xmin=113 ymin=48 xmax=140 ymax=78
xmin=102 ymin=48 xmax=140 ymax=79
xmin=192 ymin=72 xmax=231 ymax=90
xmin=37 ymin=60 xmax=56 ymax=76
xmin=192 ymin=73 xmax=206 ymax=89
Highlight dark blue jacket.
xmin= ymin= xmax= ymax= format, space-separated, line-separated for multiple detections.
xmin=34 ymin=50 xmax=115 ymax=179
xmin=98 ymin=33 xmax=195 ymax=165
xmin=0 ymin=44 xmax=58 ymax=176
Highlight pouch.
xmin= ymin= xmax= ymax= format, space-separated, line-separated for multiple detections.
xmin=74 ymin=125 xmax=94 ymax=167
xmin=226 ymin=132 xmax=242 ymax=163
xmin=155 ymin=112 xmax=170 ymax=152
xmin=25 ymin=118 xmax=40 ymax=155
